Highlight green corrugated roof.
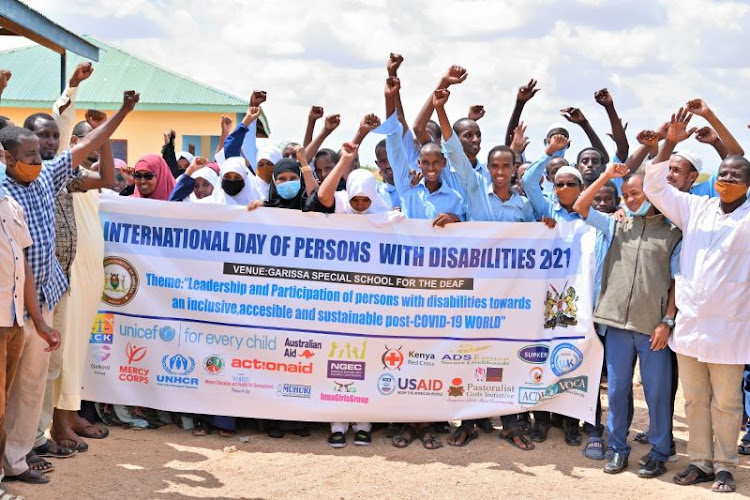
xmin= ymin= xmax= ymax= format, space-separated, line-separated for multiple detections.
xmin=0 ymin=35 xmax=248 ymax=112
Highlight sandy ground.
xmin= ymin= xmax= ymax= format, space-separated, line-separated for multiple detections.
xmin=10 ymin=379 xmax=749 ymax=500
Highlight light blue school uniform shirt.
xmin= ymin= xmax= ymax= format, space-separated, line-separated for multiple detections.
xmin=376 ymin=181 xmax=400 ymax=209
xmin=445 ymin=132 xmax=534 ymax=223
xmin=378 ymin=113 xmax=465 ymax=220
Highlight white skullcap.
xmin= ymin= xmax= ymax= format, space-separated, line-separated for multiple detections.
xmin=176 ymin=151 xmax=194 ymax=164
xmin=554 ymin=165 xmax=584 ymax=183
xmin=673 ymin=150 xmax=703 ymax=173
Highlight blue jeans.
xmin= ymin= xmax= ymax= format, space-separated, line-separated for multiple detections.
xmin=605 ymin=327 xmax=672 ymax=462
xmin=743 ymin=365 xmax=750 ymax=442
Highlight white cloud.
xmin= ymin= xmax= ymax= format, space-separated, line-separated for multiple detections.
xmin=2 ymin=0 xmax=749 ymax=170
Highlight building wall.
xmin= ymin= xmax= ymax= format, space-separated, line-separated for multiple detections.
xmin=0 ymin=107 xmax=229 ymax=164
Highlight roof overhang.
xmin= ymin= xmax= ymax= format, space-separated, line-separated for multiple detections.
xmin=0 ymin=0 xmax=98 ymax=60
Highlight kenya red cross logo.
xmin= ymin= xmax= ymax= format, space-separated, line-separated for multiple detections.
xmin=126 ymin=343 xmax=147 ymax=365
xmin=382 ymin=346 xmax=404 ymax=370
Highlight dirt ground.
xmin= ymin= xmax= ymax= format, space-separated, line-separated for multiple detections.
xmin=10 ymin=379 xmax=749 ymax=500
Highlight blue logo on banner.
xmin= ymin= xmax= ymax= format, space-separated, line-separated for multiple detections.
xmin=159 ymin=326 xmax=176 ymax=342
xmin=550 ymin=343 xmax=583 ymax=376
xmin=161 ymin=354 xmax=195 ymax=375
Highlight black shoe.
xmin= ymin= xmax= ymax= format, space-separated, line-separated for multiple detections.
xmin=564 ymin=423 xmax=582 ymax=446
xmin=638 ymin=457 xmax=666 ymax=478
xmin=529 ymin=422 xmax=551 ymax=443
xmin=603 ymin=452 xmax=629 ymax=474
xmin=328 ymin=432 xmax=346 ymax=448
xmin=633 ymin=431 xmax=649 ymax=444
xmin=353 ymin=430 xmax=371 ymax=446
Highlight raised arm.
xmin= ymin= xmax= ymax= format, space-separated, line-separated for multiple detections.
xmin=509 ymin=121 xmax=530 ymax=159
xmin=77 ymin=110 xmax=115 ymax=190
xmin=304 ymin=106 xmax=324 ymax=147
xmin=695 ymin=126 xmax=729 ymax=160
xmin=224 ymin=106 xmax=260 ymax=159
xmin=561 ymin=107 xmax=610 ymax=164
xmin=522 ymin=134 xmax=569 ymax=219
xmin=0 ymin=69 xmax=10 ymax=103
xmin=54 ymin=62 xmax=93 ymax=153
xmin=161 ymin=129 xmax=180 ymax=178
xmin=216 ymin=115 xmax=233 ymax=155
xmin=315 ymin=142 xmax=358 ymax=208
xmin=434 ymin=89 xmax=479 ymax=196
xmin=573 ymin=162 xmax=628 ymax=219
xmin=413 ymin=65 xmax=467 ymax=145
xmin=626 ymin=130 xmax=660 ymax=173
xmin=594 ymin=88 xmax=629 ymax=161
xmin=70 ymin=91 xmax=139 ymax=169
xmin=468 ymin=105 xmax=485 ymax=122
xmin=505 ymin=79 xmax=539 ymax=145
xmin=653 ymin=107 xmax=697 ymax=165
xmin=352 ymin=113 xmax=381 ymax=146
xmin=305 ymin=114 xmax=340 ymax=163
xmin=295 ymin=146 xmax=317 ymax=196
xmin=687 ymin=98 xmax=744 ymax=156
xmin=240 ymin=91 xmax=266 ymax=170
xmin=386 ymin=53 xmax=410 ymax=136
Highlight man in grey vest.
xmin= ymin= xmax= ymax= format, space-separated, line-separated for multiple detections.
xmin=573 ymin=161 xmax=681 ymax=479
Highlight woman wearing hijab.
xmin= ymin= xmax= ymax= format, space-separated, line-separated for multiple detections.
xmin=304 ymin=143 xmax=404 ymax=449
xmin=167 ymin=157 xmax=219 ymax=202
xmin=132 ymin=154 xmax=176 ymax=201
xmin=247 ymin=146 xmax=317 ymax=211
xmin=195 ymin=157 xmax=263 ymax=206
xmin=253 ymin=145 xmax=282 ymax=201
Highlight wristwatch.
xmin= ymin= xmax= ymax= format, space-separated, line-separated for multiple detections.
xmin=661 ymin=316 xmax=676 ymax=330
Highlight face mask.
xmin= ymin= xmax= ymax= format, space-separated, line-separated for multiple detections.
xmin=551 ymin=146 xmax=568 ymax=158
xmin=276 ymin=180 xmax=300 ymax=200
xmin=221 ymin=178 xmax=245 ymax=196
xmin=0 ymin=161 xmax=6 ymax=185
xmin=714 ymin=180 xmax=747 ymax=204
xmin=12 ymin=161 xmax=42 ymax=183
xmin=624 ymin=200 xmax=651 ymax=217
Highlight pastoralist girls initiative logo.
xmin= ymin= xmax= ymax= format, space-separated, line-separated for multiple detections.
xmin=102 ymin=257 xmax=139 ymax=306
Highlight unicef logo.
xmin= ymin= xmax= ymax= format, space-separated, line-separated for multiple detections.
xmin=159 ymin=326 xmax=176 ymax=342
xmin=550 ymin=343 xmax=583 ymax=376
xmin=377 ymin=373 xmax=396 ymax=395
xmin=161 ymin=353 xmax=196 ymax=376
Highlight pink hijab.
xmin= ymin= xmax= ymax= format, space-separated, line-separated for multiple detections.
xmin=133 ymin=154 xmax=176 ymax=200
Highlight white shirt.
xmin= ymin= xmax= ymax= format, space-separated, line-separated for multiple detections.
xmin=644 ymin=160 xmax=750 ymax=364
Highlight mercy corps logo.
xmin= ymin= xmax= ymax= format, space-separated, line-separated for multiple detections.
xmin=119 ymin=343 xmax=148 ymax=384
xmin=101 ymin=256 xmax=139 ymax=307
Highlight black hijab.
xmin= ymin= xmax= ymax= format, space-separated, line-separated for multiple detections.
xmin=264 ymin=158 xmax=307 ymax=209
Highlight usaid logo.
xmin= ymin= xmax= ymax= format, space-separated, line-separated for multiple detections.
xmin=550 ymin=343 xmax=583 ymax=376
xmin=518 ymin=344 xmax=549 ymax=364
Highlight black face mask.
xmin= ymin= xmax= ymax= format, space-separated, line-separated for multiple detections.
xmin=222 ymin=178 xmax=245 ymax=196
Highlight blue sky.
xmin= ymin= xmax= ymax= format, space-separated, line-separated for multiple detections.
xmin=3 ymin=0 xmax=750 ymax=169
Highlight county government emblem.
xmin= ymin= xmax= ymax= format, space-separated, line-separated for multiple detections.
xmin=102 ymin=256 xmax=139 ymax=306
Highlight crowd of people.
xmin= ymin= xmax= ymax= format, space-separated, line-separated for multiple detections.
xmin=0 ymin=52 xmax=748 ymax=498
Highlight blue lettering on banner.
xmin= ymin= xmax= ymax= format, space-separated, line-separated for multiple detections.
xmin=550 ymin=343 xmax=584 ymax=376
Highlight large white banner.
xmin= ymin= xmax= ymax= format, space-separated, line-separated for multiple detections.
xmin=82 ymin=194 xmax=603 ymax=423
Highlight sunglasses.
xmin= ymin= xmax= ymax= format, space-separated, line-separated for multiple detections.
xmin=133 ymin=172 xmax=155 ymax=181
xmin=555 ymin=181 xmax=579 ymax=188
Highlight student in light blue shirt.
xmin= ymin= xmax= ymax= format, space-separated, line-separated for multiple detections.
xmin=433 ymin=89 xmax=534 ymax=223
xmin=373 ymin=139 xmax=400 ymax=209
xmin=379 ymin=78 xmax=465 ymax=226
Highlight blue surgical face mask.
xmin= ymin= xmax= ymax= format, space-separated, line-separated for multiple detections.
xmin=625 ymin=200 xmax=651 ymax=217
xmin=0 ymin=161 xmax=6 ymax=185
xmin=276 ymin=180 xmax=300 ymax=200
